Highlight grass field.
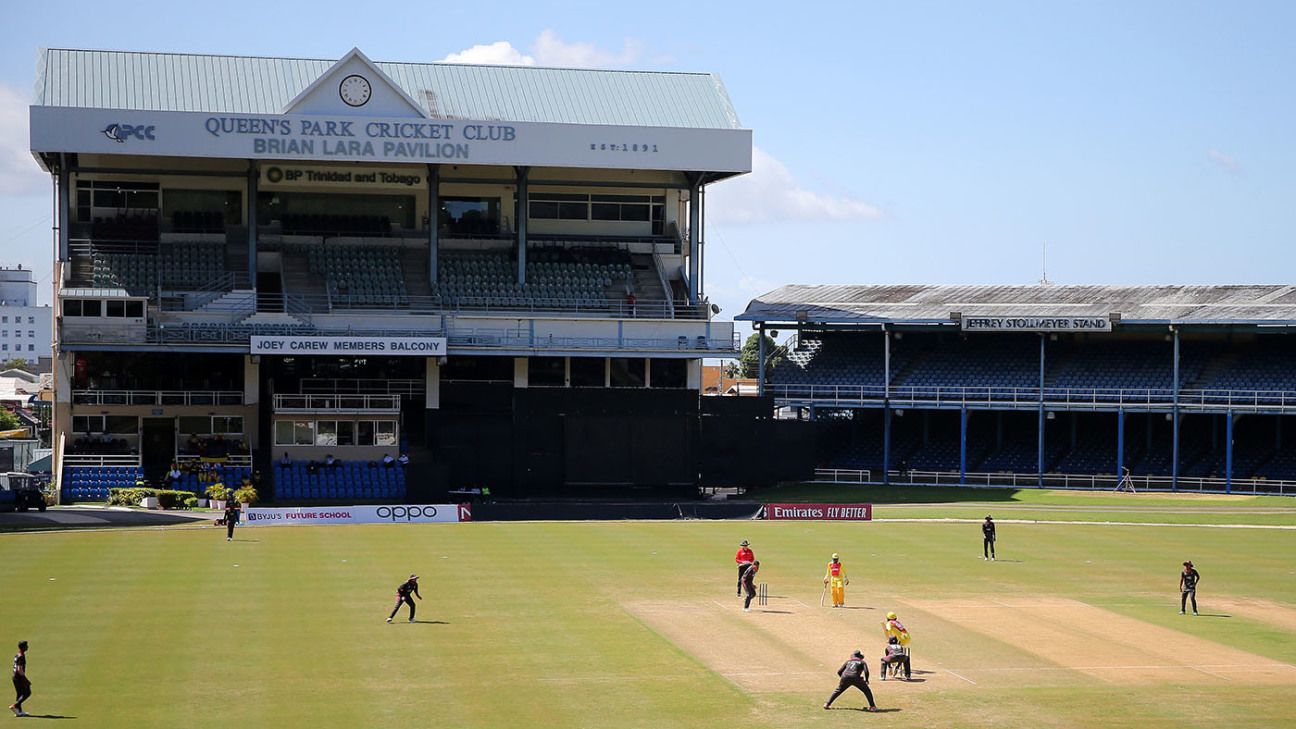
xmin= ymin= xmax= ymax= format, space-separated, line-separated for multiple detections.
xmin=3 ymin=490 xmax=1296 ymax=728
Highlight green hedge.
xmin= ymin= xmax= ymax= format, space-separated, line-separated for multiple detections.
xmin=107 ymin=488 xmax=196 ymax=509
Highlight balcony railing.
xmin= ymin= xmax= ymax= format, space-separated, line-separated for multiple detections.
xmin=273 ymin=393 xmax=401 ymax=413
xmin=299 ymin=378 xmax=424 ymax=395
xmin=63 ymin=454 xmax=141 ymax=467
xmin=72 ymin=390 xmax=245 ymax=406
xmin=812 ymin=468 xmax=1296 ymax=496
xmin=768 ymin=384 xmax=1296 ymax=411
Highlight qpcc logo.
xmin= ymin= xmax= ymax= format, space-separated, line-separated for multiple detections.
xmin=102 ymin=123 xmax=156 ymax=143
xmin=375 ymin=505 xmax=439 ymax=522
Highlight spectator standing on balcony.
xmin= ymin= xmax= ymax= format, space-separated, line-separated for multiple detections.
xmin=625 ymin=292 xmax=637 ymax=316
xmin=325 ymin=454 xmax=338 ymax=468
xmin=382 ymin=454 xmax=396 ymax=468
xmin=164 ymin=463 xmax=182 ymax=488
xmin=279 ymin=452 xmax=291 ymax=467
xmin=397 ymin=453 xmax=410 ymax=468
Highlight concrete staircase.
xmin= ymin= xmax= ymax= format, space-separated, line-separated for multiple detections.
xmin=239 ymin=311 xmax=308 ymax=328
xmin=400 ymin=248 xmax=434 ymax=298
xmin=195 ymin=289 xmax=256 ymax=314
xmin=280 ymin=249 xmax=326 ymax=299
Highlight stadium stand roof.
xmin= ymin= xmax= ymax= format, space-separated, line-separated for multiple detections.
xmin=739 ymin=284 xmax=1296 ymax=326
xmin=32 ymin=48 xmax=742 ymax=129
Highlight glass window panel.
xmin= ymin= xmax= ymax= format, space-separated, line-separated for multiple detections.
xmin=83 ymin=300 xmax=102 ymax=317
xmin=178 ymin=416 xmax=210 ymax=435
xmin=106 ymin=416 xmax=138 ymax=434
xmin=106 ymin=300 xmax=125 ymax=317
xmin=337 ymin=421 xmax=355 ymax=446
xmin=558 ymin=202 xmax=589 ymax=220
xmin=650 ymin=359 xmax=688 ymax=388
xmin=619 ymin=205 xmax=650 ymax=221
xmin=591 ymin=203 xmax=620 ymax=221
xmin=293 ymin=421 xmax=315 ymax=446
xmin=570 ymin=357 xmax=606 ymax=387
xmin=63 ymin=300 xmax=83 ymax=317
xmin=357 ymin=421 xmax=375 ymax=446
xmin=610 ymin=358 xmax=646 ymax=387
xmin=316 ymin=421 xmax=337 ymax=446
xmin=529 ymin=201 xmax=559 ymax=219
xmin=376 ymin=421 xmax=397 ymax=446
xmin=125 ymin=301 xmax=144 ymax=317
xmin=275 ymin=421 xmax=294 ymax=446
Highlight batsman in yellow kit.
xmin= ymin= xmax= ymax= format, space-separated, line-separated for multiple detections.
xmin=824 ymin=553 xmax=849 ymax=607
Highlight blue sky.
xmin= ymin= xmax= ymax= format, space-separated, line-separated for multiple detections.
xmin=2 ymin=1 xmax=1294 ymax=319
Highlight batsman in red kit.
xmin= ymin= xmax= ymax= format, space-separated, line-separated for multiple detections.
xmin=734 ymin=540 xmax=754 ymax=596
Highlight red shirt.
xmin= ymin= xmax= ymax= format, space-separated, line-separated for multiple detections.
xmin=828 ymin=562 xmax=843 ymax=577
xmin=735 ymin=547 xmax=754 ymax=564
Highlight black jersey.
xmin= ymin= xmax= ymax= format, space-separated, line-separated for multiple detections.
xmin=397 ymin=579 xmax=421 ymax=598
xmin=1181 ymin=568 xmax=1200 ymax=591
xmin=838 ymin=658 xmax=869 ymax=680
xmin=982 ymin=521 xmax=996 ymax=539
xmin=12 ymin=652 xmax=24 ymax=677
xmin=740 ymin=565 xmax=758 ymax=588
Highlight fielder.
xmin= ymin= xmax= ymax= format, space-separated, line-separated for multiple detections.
xmin=823 ymin=553 xmax=849 ymax=607
xmin=823 ymin=650 xmax=878 ymax=711
xmin=9 ymin=641 xmax=30 ymax=718
xmin=982 ymin=515 xmax=996 ymax=560
xmin=386 ymin=574 xmax=422 ymax=623
xmin=1179 ymin=560 xmax=1200 ymax=616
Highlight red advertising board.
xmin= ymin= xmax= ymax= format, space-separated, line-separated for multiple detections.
xmin=765 ymin=503 xmax=872 ymax=521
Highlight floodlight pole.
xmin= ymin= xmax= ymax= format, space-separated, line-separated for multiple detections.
xmin=1225 ymin=411 xmax=1234 ymax=494
xmin=1037 ymin=333 xmax=1046 ymax=488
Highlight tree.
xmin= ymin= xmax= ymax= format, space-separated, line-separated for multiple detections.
xmin=0 ymin=409 xmax=21 ymax=432
xmin=739 ymin=332 xmax=785 ymax=380
xmin=0 ymin=358 xmax=33 ymax=374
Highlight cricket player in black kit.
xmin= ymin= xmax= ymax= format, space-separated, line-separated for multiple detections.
xmin=9 ymin=641 xmax=30 ymax=718
xmin=741 ymin=561 xmax=760 ymax=612
xmin=224 ymin=502 xmax=239 ymax=541
xmin=823 ymin=650 xmax=877 ymax=711
xmin=1179 ymin=560 xmax=1200 ymax=615
xmin=387 ymin=574 xmax=421 ymax=623
xmin=982 ymin=515 xmax=996 ymax=560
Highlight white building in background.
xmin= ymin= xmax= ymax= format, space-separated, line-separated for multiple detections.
xmin=0 ymin=266 xmax=52 ymax=366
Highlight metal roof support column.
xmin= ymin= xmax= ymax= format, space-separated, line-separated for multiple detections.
xmin=883 ymin=326 xmax=891 ymax=399
xmin=959 ymin=406 xmax=968 ymax=485
xmin=1225 ymin=411 xmax=1234 ymax=494
xmin=427 ymin=164 xmax=440 ymax=284
xmin=247 ymin=163 xmax=258 ymax=291
xmin=514 ymin=166 xmax=530 ymax=286
xmin=56 ymin=155 xmax=70 ymax=263
xmin=1038 ymin=333 xmax=1046 ymax=488
xmin=882 ymin=405 xmax=892 ymax=486
xmin=687 ymin=174 xmax=702 ymax=305
xmin=757 ymin=325 xmax=766 ymax=396
xmin=1171 ymin=327 xmax=1180 ymax=491
xmin=1116 ymin=409 xmax=1125 ymax=482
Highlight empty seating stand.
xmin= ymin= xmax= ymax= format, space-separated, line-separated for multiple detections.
xmin=434 ymin=248 xmax=628 ymax=310
xmin=273 ymin=461 xmax=406 ymax=501
xmin=61 ymin=466 xmax=143 ymax=502
xmin=306 ymin=244 xmax=409 ymax=306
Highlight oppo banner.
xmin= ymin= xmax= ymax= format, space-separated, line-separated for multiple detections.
xmin=765 ymin=503 xmax=872 ymax=521
xmin=250 ymin=335 xmax=446 ymax=356
xmin=242 ymin=504 xmax=470 ymax=526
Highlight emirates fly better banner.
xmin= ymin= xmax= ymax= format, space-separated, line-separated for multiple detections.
xmin=765 ymin=503 xmax=872 ymax=521
xmin=242 ymin=504 xmax=471 ymax=526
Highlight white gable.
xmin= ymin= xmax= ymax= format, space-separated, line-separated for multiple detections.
xmin=283 ymin=48 xmax=426 ymax=118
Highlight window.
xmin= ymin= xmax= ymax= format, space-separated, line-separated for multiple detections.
xmin=27 ymin=317 xmax=34 ymax=324
xmin=570 ymin=357 xmax=606 ymax=387
xmin=63 ymin=300 xmax=82 ymax=317
xmin=316 ymin=421 xmax=338 ymax=447
xmin=73 ymin=415 xmax=105 ymax=433
xmin=357 ymin=421 xmax=375 ymax=446
xmin=274 ymin=421 xmax=294 ymax=446
xmin=106 ymin=416 xmax=138 ymax=434
xmin=531 ymin=192 xmax=664 ymax=231
xmin=26 ymin=331 xmax=33 ymax=338
xmin=12 ymin=331 xmax=19 ymax=338
xmin=337 ymin=421 xmax=355 ymax=446
xmin=439 ymin=197 xmax=501 ymax=235
xmin=125 ymin=301 xmax=144 ymax=318
xmin=293 ymin=421 xmax=315 ymax=446
xmin=1 ymin=316 xmax=6 ymax=323
xmin=178 ymin=416 xmax=212 ymax=435
xmin=610 ymin=357 xmax=646 ymax=387
xmin=529 ymin=193 xmax=589 ymax=220
xmin=213 ymin=416 xmax=243 ymax=434
xmin=376 ymin=421 xmax=397 ymax=447
xmin=27 ymin=345 xmax=34 ymax=352
xmin=650 ymin=359 xmax=688 ymax=388
xmin=106 ymin=301 xmax=125 ymax=317
xmin=82 ymin=300 xmax=102 ymax=317
xmin=2 ymin=345 xmax=7 ymax=352
xmin=528 ymin=357 xmax=566 ymax=387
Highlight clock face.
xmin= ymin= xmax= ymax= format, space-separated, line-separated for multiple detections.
xmin=339 ymin=74 xmax=372 ymax=107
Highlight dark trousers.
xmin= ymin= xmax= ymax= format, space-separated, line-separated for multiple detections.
xmin=984 ymin=537 xmax=995 ymax=558
xmin=881 ymin=655 xmax=911 ymax=679
xmin=389 ymin=595 xmax=416 ymax=621
xmin=226 ymin=520 xmax=236 ymax=539
xmin=1181 ymin=589 xmax=1197 ymax=613
xmin=737 ymin=564 xmax=750 ymax=595
xmin=13 ymin=676 xmax=31 ymax=710
xmin=825 ymin=677 xmax=875 ymax=708
xmin=743 ymin=581 xmax=756 ymax=609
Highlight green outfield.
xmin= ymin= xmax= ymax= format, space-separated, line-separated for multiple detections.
xmin=3 ymin=493 xmax=1296 ymax=728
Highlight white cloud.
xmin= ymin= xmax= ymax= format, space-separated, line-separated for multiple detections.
xmin=0 ymin=85 xmax=47 ymax=195
xmin=1207 ymin=148 xmax=1241 ymax=173
xmin=440 ymin=41 xmax=536 ymax=67
xmin=707 ymin=146 xmax=884 ymax=224
xmin=439 ymin=30 xmax=644 ymax=69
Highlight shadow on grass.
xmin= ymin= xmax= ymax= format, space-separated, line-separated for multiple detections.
xmin=411 ymin=620 xmax=450 ymax=624
xmin=23 ymin=715 xmax=76 ymax=720
xmin=1193 ymin=613 xmax=1231 ymax=619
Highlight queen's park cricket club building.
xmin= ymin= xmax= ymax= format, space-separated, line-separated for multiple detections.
xmin=28 ymin=47 xmax=813 ymax=501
